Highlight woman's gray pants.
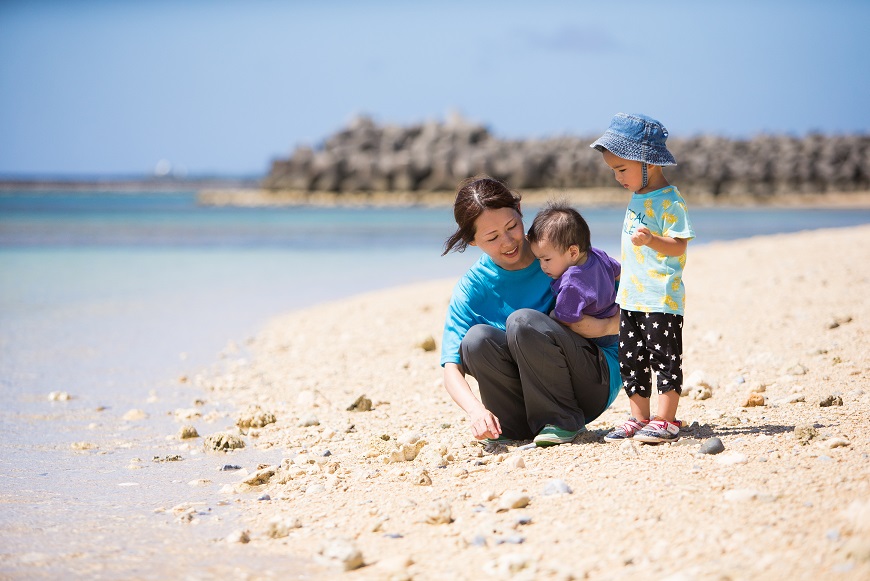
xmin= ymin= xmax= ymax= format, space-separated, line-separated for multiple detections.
xmin=460 ymin=308 xmax=611 ymax=440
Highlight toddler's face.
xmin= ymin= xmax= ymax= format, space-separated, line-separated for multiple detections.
xmin=602 ymin=150 xmax=645 ymax=192
xmin=529 ymin=238 xmax=575 ymax=279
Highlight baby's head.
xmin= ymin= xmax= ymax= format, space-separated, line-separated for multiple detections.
xmin=527 ymin=201 xmax=591 ymax=279
xmin=590 ymin=113 xmax=676 ymax=191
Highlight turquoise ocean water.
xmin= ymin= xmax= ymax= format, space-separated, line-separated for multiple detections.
xmin=1 ymin=190 xmax=869 ymax=577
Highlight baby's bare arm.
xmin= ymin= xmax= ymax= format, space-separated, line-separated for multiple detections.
xmin=566 ymin=311 xmax=619 ymax=337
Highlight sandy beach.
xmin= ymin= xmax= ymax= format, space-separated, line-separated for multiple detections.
xmin=179 ymin=224 xmax=870 ymax=580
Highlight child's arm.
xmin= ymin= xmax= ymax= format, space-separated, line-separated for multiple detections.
xmin=631 ymin=227 xmax=688 ymax=257
xmin=566 ymin=312 xmax=619 ymax=337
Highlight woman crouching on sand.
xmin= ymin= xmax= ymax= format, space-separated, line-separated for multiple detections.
xmin=440 ymin=176 xmax=622 ymax=447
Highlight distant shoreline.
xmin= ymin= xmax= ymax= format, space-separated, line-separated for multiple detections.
xmin=0 ymin=177 xmax=259 ymax=193
xmin=3 ymin=180 xmax=870 ymax=208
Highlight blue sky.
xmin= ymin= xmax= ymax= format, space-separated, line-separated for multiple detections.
xmin=1 ymin=0 xmax=868 ymax=177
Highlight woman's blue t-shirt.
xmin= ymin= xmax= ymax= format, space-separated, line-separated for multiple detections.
xmin=440 ymin=254 xmax=622 ymax=410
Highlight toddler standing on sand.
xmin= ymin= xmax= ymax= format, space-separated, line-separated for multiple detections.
xmin=591 ymin=113 xmax=695 ymax=444
xmin=526 ymin=201 xmax=621 ymax=348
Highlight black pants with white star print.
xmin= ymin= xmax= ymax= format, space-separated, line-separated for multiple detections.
xmin=618 ymin=310 xmax=684 ymax=398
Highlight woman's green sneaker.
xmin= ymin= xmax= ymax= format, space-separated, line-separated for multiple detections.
xmin=533 ymin=425 xmax=579 ymax=447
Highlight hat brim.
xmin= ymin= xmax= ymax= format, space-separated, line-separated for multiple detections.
xmin=590 ymin=132 xmax=677 ymax=166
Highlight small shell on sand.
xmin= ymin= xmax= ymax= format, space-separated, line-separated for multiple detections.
xmin=48 ymin=391 xmax=72 ymax=401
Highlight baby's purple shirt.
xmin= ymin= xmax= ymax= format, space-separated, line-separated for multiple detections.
xmin=551 ymin=247 xmax=621 ymax=323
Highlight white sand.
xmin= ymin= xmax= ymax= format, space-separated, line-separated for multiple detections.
xmin=200 ymin=225 xmax=870 ymax=580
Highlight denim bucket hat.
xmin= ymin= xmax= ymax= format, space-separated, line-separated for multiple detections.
xmin=590 ymin=113 xmax=677 ymax=166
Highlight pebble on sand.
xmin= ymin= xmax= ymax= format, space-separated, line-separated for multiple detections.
xmin=178 ymin=425 xmax=199 ymax=440
xmin=203 ymin=432 xmax=246 ymax=452
xmin=742 ymin=393 xmax=766 ymax=407
xmin=784 ymin=363 xmax=809 ymax=376
xmin=318 ymin=538 xmax=365 ymax=571
xmin=819 ymin=437 xmax=850 ymax=449
xmin=827 ymin=314 xmax=853 ymax=329
xmin=620 ymin=440 xmax=640 ymax=457
xmin=347 ymin=395 xmax=373 ymax=412
xmin=697 ymin=437 xmax=725 ymax=455
xmin=542 ymin=479 xmax=572 ymax=496
xmin=793 ymin=424 xmax=819 ymax=445
xmin=364 ymin=435 xmax=426 ymax=463
xmin=174 ymin=408 xmax=202 ymax=421
xmin=715 ymin=452 xmax=748 ymax=465
xmin=497 ymin=492 xmax=531 ymax=511
xmin=483 ymin=553 xmax=535 ymax=576
xmin=122 ymin=409 xmax=148 ymax=421
xmin=723 ymin=489 xmax=771 ymax=502
xmin=298 ymin=414 xmax=320 ymax=427
xmin=236 ymin=406 xmax=277 ymax=429
xmin=241 ymin=466 xmax=277 ymax=487
xmin=413 ymin=469 xmax=432 ymax=486
xmin=683 ymin=370 xmax=714 ymax=400
xmin=417 ymin=335 xmax=437 ymax=352
xmin=226 ymin=530 xmax=250 ymax=544
xmin=425 ymin=501 xmax=453 ymax=524
xmin=48 ymin=391 xmax=72 ymax=401
xmin=266 ymin=516 xmax=302 ymax=538
xmin=819 ymin=395 xmax=844 ymax=407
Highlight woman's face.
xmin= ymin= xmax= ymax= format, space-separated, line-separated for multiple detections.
xmin=469 ymin=207 xmax=535 ymax=270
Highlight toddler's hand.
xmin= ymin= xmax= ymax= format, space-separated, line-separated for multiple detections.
xmin=631 ymin=227 xmax=653 ymax=247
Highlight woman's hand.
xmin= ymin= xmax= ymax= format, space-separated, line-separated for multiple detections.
xmin=443 ymin=363 xmax=503 ymax=439
xmin=469 ymin=409 xmax=502 ymax=440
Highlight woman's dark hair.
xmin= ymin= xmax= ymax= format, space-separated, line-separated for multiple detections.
xmin=442 ymin=175 xmax=522 ymax=255
xmin=526 ymin=200 xmax=591 ymax=253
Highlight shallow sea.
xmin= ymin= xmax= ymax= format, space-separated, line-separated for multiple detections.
xmin=1 ymin=190 xmax=869 ymax=578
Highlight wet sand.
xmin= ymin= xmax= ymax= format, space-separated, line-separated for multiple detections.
xmin=197 ymin=187 xmax=870 ymax=209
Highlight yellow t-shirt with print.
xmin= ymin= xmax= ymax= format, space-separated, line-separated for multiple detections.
xmin=618 ymin=186 xmax=695 ymax=315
